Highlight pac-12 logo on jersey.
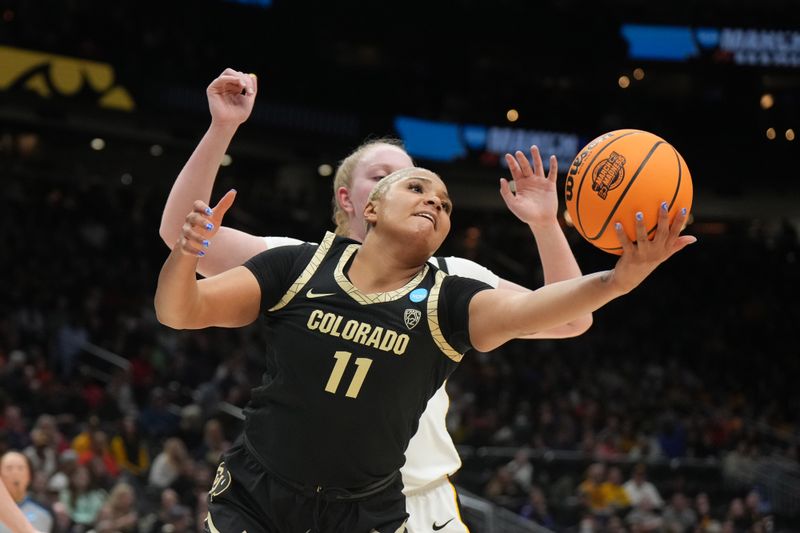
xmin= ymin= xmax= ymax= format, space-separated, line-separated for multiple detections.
xmin=404 ymin=309 xmax=421 ymax=330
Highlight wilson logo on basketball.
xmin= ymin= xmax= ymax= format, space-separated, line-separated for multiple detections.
xmin=591 ymin=151 xmax=626 ymax=200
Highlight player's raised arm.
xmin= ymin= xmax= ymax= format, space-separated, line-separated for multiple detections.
xmin=468 ymin=204 xmax=696 ymax=352
xmin=498 ymin=146 xmax=592 ymax=338
xmin=155 ymin=190 xmax=261 ymax=330
xmin=159 ymin=68 xmax=268 ymax=278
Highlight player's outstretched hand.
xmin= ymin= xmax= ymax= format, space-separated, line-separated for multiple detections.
xmin=500 ymin=145 xmax=559 ymax=227
xmin=207 ymin=68 xmax=257 ymax=127
xmin=178 ymin=189 xmax=237 ymax=257
xmin=611 ymin=202 xmax=696 ymax=293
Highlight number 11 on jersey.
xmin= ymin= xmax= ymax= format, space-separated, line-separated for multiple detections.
xmin=324 ymin=351 xmax=373 ymax=399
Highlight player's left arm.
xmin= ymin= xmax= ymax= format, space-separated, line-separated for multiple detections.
xmin=496 ymin=145 xmax=592 ymax=338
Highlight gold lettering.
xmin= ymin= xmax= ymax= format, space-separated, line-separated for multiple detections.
xmin=353 ymin=323 xmax=371 ymax=344
xmin=379 ymin=330 xmax=397 ymax=352
xmin=328 ymin=315 xmax=344 ymax=337
xmin=341 ymin=320 xmax=358 ymax=340
xmin=365 ymin=327 xmax=384 ymax=348
xmin=307 ymin=309 xmax=324 ymax=330
xmin=319 ymin=312 xmax=337 ymax=333
xmin=394 ymin=335 xmax=410 ymax=355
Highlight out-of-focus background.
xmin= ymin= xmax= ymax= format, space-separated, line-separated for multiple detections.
xmin=1 ymin=1 xmax=799 ymax=531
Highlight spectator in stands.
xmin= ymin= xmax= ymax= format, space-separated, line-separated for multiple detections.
xmin=518 ymin=485 xmax=556 ymax=530
xmin=22 ymin=431 xmax=56 ymax=482
xmin=140 ymin=487 xmax=180 ymax=533
xmin=600 ymin=465 xmax=630 ymax=516
xmin=109 ymin=415 xmax=150 ymax=480
xmin=58 ymin=464 xmax=106 ymax=530
xmin=504 ymin=448 xmax=533 ymax=493
xmin=138 ymin=389 xmax=180 ymax=442
xmin=69 ymin=416 xmax=101 ymax=456
xmin=623 ymin=463 xmax=664 ymax=510
xmin=578 ymin=462 xmax=611 ymax=517
xmin=0 ymin=407 xmax=29 ymax=452
xmin=662 ymin=491 xmax=698 ymax=532
xmin=484 ymin=464 xmax=525 ymax=510
xmin=147 ymin=438 xmax=192 ymax=491
xmin=694 ymin=492 xmax=722 ymax=532
xmin=625 ymin=496 xmax=663 ymax=532
xmin=44 ymin=449 xmax=78 ymax=507
xmin=0 ymin=451 xmax=53 ymax=532
xmin=93 ymin=482 xmax=138 ymax=533
xmin=76 ymin=430 xmax=119 ymax=483
xmin=192 ymin=418 xmax=229 ymax=470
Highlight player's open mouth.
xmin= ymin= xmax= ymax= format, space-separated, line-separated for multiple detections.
xmin=414 ymin=212 xmax=436 ymax=228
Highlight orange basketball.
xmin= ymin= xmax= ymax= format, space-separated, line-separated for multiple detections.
xmin=564 ymin=129 xmax=693 ymax=255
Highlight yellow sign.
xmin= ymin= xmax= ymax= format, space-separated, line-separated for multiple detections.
xmin=0 ymin=46 xmax=134 ymax=111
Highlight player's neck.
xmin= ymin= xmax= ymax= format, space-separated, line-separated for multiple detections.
xmin=349 ymin=239 xmax=426 ymax=294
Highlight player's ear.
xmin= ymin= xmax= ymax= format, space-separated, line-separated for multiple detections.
xmin=363 ymin=199 xmax=378 ymax=227
xmin=336 ymin=186 xmax=356 ymax=216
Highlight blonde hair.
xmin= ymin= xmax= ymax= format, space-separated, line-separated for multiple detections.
xmin=331 ymin=137 xmax=408 ymax=236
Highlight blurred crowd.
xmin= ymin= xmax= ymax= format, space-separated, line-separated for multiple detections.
xmin=1 ymin=147 xmax=799 ymax=533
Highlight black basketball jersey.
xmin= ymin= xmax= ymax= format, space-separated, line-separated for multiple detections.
xmin=241 ymin=232 xmax=491 ymax=489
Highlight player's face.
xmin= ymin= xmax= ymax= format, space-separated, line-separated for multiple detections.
xmin=348 ymin=144 xmax=414 ymax=239
xmin=379 ymin=171 xmax=452 ymax=253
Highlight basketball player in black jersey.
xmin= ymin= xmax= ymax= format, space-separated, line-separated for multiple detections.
xmin=155 ymin=167 xmax=694 ymax=533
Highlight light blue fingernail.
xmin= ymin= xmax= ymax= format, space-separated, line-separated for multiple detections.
xmin=635 ymin=212 xmax=643 ymax=221
xmin=206 ymin=222 xmax=214 ymax=231
xmin=661 ymin=201 xmax=668 ymax=212
xmin=615 ymin=222 xmax=622 ymax=230
xmin=202 ymin=240 xmax=210 ymax=248
xmin=205 ymin=207 xmax=213 ymax=216
xmin=681 ymin=207 xmax=687 ymax=215
xmin=198 ymin=250 xmax=206 ymax=257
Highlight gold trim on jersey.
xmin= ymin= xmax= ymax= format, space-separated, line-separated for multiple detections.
xmin=334 ymin=244 xmax=429 ymax=305
xmin=269 ymin=231 xmax=336 ymax=312
xmin=427 ymin=270 xmax=463 ymax=362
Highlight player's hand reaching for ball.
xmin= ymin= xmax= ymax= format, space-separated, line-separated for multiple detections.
xmin=500 ymin=145 xmax=559 ymax=228
xmin=207 ymin=68 xmax=257 ymax=127
xmin=610 ymin=202 xmax=696 ymax=294
xmin=177 ymin=189 xmax=237 ymax=257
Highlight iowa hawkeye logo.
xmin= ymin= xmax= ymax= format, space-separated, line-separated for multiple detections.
xmin=591 ymin=151 xmax=626 ymax=200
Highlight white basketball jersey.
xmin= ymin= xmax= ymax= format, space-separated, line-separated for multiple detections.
xmin=264 ymin=237 xmax=500 ymax=492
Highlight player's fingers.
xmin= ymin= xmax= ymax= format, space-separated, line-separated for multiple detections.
xmin=212 ymin=76 xmax=246 ymax=94
xmin=669 ymin=207 xmax=689 ymax=240
xmin=546 ymin=155 xmax=558 ymax=181
xmin=211 ymin=189 xmax=238 ymax=222
xmin=180 ymin=223 xmax=209 ymax=256
xmin=514 ymin=151 xmax=534 ymax=178
xmin=634 ymin=211 xmax=648 ymax=245
xmin=528 ymin=145 xmax=544 ymax=177
xmin=504 ymin=153 xmax=523 ymax=179
xmin=614 ymin=221 xmax=635 ymax=255
xmin=499 ymin=178 xmax=515 ymax=204
xmin=655 ymin=201 xmax=670 ymax=242
xmin=248 ymin=72 xmax=258 ymax=95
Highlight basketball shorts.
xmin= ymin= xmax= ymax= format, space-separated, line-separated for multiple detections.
xmin=404 ymin=477 xmax=469 ymax=533
xmin=204 ymin=440 xmax=408 ymax=533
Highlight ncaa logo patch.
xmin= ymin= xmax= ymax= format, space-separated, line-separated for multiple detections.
xmin=404 ymin=309 xmax=421 ymax=330
xmin=210 ymin=462 xmax=232 ymax=500
xmin=409 ymin=288 xmax=428 ymax=303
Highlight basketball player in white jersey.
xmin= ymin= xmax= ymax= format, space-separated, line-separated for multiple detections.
xmin=160 ymin=69 xmax=593 ymax=532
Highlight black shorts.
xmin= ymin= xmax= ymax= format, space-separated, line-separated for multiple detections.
xmin=204 ymin=440 xmax=408 ymax=533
